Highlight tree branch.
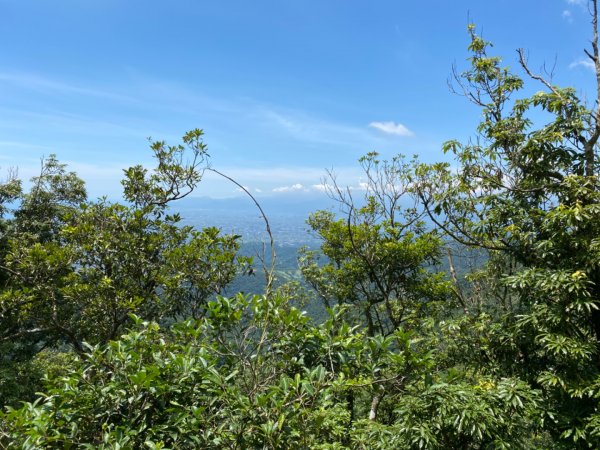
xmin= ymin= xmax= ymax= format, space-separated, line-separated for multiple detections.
xmin=208 ymin=168 xmax=276 ymax=296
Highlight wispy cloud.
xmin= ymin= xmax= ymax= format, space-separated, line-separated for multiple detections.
xmin=562 ymin=0 xmax=587 ymax=22
xmin=0 ymin=70 xmax=244 ymax=125
xmin=260 ymin=108 xmax=386 ymax=149
xmin=0 ymin=70 xmax=406 ymax=199
xmin=569 ymin=59 xmax=595 ymax=70
xmin=0 ymin=71 xmax=136 ymax=103
xmin=368 ymin=121 xmax=414 ymax=137
xmin=0 ymin=141 xmax=51 ymax=152
xmin=0 ymin=70 xmax=396 ymax=154
xmin=0 ymin=106 xmax=160 ymax=142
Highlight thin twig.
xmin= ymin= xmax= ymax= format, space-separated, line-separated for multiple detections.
xmin=517 ymin=49 xmax=561 ymax=97
xmin=207 ymin=168 xmax=276 ymax=296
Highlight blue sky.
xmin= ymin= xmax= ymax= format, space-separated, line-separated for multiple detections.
xmin=0 ymin=0 xmax=596 ymax=200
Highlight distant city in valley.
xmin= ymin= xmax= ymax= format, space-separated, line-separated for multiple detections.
xmin=174 ymin=195 xmax=335 ymax=246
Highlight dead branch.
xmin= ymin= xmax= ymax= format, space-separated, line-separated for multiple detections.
xmin=207 ymin=168 xmax=276 ymax=297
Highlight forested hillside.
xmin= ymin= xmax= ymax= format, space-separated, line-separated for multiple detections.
xmin=3 ymin=8 xmax=600 ymax=449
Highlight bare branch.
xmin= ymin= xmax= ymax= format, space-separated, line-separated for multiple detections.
xmin=586 ymin=0 xmax=600 ymax=176
xmin=447 ymin=248 xmax=469 ymax=315
xmin=369 ymin=386 xmax=384 ymax=421
xmin=208 ymin=168 xmax=276 ymax=296
xmin=517 ymin=48 xmax=561 ymax=97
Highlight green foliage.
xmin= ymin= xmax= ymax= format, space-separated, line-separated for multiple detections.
xmin=300 ymin=153 xmax=451 ymax=336
xmin=5 ymin=18 xmax=600 ymax=449
xmin=14 ymin=155 xmax=86 ymax=243
xmin=0 ymin=341 xmax=75 ymax=409
xmin=0 ymin=294 xmax=542 ymax=449
xmin=351 ymin=378 xmax=543 ymax=450
xmin=414 ymin=24 xmax=600 ymax=447
xmin=122 ymin=128 xmax=208 ymax=208
xmin=0 ymin=297 xmax=346 ymax=448
xmin=0 ymin=132 xmax=247 ymax=405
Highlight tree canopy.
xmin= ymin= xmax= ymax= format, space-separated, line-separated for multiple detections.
xmin=3 ymin=4 xmax=600 ymax=449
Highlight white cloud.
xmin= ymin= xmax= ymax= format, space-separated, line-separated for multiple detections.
xmin=198 ymin=166 xmax=364 ymax=199
xmin=368 ymin=121 xmax=414 ymax=137
xmin=343 ymin=182 xmax=371 ymax=191
xmin=312 ymin=183 xmax=331 ymax=193
xmin=566 ymin=0 xmax=585 ymax=5
xmin=569 ymin=59 xmax=596 ymax=70
xmin=562 ymin=10 xmax=573 ymax=22
xmin=311 ymin=181 xmax=369 ymax=193
xmin=272 ymin=183 xmax=307 ymax=193
xmin=233 ymin=186 xmax=263 ymax=194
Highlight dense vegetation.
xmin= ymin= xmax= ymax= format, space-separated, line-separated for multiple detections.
xmin=3 ymin=11 xmax=600 ymax=449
